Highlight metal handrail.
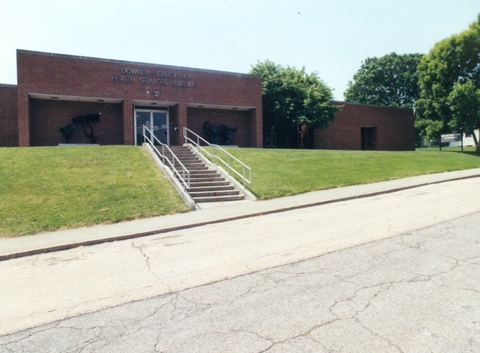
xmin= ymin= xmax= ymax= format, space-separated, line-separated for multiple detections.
xmin=183 ymin=127 xmax=252 ymax=188
xmin=143 ymin=125 xmax=190 ymax=189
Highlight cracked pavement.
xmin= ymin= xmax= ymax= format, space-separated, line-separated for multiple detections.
xmin=1 ymin=177 xmax=480 ymax=352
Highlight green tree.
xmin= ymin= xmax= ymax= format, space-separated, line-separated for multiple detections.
xmin=250 ymin=60 xmax=337 ymax=148
xmin=447 ymin=81 xmax=480 ymax=146
xmin=416 ymin=14 xmax=480 ymax=147
xmin=344 ymin=52 xmax=423 ymax=109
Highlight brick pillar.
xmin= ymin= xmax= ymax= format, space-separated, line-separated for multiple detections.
xmin=177 ymin=103 xmax=187 ymax=145
xmin=17 ymin=93 xmax=30 ymax=146
xmin=257 ymin=107 xmax=263 ymax=148
xmin=249 ymin=107 xmax=263 ymax=148
xmin=122 ymin=100 xmax=133 ymax=145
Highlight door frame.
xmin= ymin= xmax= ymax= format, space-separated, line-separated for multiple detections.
xmin=134 ymin=107 xmax=169 ymax=146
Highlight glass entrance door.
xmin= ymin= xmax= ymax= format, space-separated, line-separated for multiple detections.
xmin=135 ymin=109 xmax=169 ymax=146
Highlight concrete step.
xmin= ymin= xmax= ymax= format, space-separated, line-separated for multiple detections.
xmin=165 ymin=152 xmax=197 ymax=158
xmin=176 ymin=165 xmax=208 ymax=171
xmin=189 ymin=181 xmax=230 ymax=187
xmin=174 ymin=159 xmax=201 ymax=164
xmin=189 ymin=190 xmax=240 ymax=198
xmin=167 ymin=149 xmax=191 ymax=153
xmin=185 ymin=172 xmax=221 ymax=178
xmin=186 ymin=173 xmax=221 ymax=180
xmin=188 ymin=176 xmax=226 ymax=182
xmin=189 ymin=185 xmax=235 ymax=192
xmin=163 ymin=145 xmax=246 ymax=204
xmin=187 ymin=170 xmax=218 ymax=175
xmin=158 ymin=147 xmax=189 ymax=152
xmin=168 ymin=155 xmax=196 ymax=159
xmin=172 ymin=155 xmax=201 ymax=160
xmin=193 ymin=195 xmax=245 ymax=203
xmin=161 ymin=157 xmax=200 ymax=165
xmin=169 ymin=151 xmax=194 ymax=157
xmin=178 ymin=159 xmax=204 ymax=164
xmin=189 ymin=168 xmax=217 ymax=171
xmin=181 ymin=164 xmax=205 ymax=170
xmin=164 ymin=153 xmax=199 ymax=159
xmin=181 ymin=165 xmax=208 ymax=170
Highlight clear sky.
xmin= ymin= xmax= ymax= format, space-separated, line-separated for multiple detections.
xmin=1 ymin=0 xmax=480 ymax=100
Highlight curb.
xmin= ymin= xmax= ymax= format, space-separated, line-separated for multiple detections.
xmin=2 ymin=173 xmax=480 ymax=262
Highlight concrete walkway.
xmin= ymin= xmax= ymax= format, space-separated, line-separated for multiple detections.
xmin=1 ymin=168 xmax=480 ymax=261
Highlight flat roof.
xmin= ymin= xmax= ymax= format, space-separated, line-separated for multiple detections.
xmin=17 ymin=49 xmax=260 ymax=79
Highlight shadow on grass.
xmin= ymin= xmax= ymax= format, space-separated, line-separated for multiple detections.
xmin=442 ymin=150 xmax=480 ymax=157
xmin=437 ymin=146 xmax=480 ymax=157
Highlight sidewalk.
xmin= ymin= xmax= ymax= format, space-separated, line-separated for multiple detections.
xmin=1 ymin=168 xmax=480 ymax=261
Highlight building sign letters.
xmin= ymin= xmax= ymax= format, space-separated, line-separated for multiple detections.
xmin=112 ymin=67 xmax=197 ymax=88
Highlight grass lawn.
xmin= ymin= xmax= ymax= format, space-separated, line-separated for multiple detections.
xmin=225 ymin=146 xmax=480 ymax=199
xmin=1 ymin=145 xmax=479 ymax=237
xmin=0 ymin=146 xmax=190 ymax=237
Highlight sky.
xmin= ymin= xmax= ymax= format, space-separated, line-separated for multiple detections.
xmin=1 ymin=0 xmax=480 ymax=100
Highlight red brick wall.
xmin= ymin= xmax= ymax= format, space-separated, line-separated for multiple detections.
xmin=314 ymin=102 xmax=415 ymax=151
xmin=0 ymin=85 xmax=18 ymax=147
xmin=29 ymin=100 xmax=123 ymax=146
xmin=16 ymin=50 xmax=263 ymax=147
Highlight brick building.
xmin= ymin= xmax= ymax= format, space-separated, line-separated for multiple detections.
xmin=314 ymin=101 xmax=415 ymax=151
xmin=1 ymin=50 xmax=415 ymax=151
xmin=6 ymin=50 xmax=263 ymax=147
xmin=0 ymin=84 xmax=18 ymax=147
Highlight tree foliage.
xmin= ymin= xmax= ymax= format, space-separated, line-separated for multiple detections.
xmin=415 ymin=14 xmax=480 ymax=146
xmin=344 ymin=53 xmax=423 ymax=109
xmin=250 ymin=60 xmax=337 ymax=147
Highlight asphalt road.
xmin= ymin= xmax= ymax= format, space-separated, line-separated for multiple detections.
xmin=1 ymin=176 xmax=480 ymax=352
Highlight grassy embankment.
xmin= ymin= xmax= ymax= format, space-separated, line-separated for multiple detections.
xmin=0 ymin=146 xmax=189 ymax=237
xmin=1 ymin=145 xmax=479 ymax=237
xmin=220 ymin=146 xmax=480 ymax=199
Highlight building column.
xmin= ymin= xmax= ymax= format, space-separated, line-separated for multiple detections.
xmin=122 ymin=100 xmax=133 ymax=145
xmin=17 ymin=93 xmax=30 ymax=146
xmin=177 ymin=102 xmax=187 ymax=145
xmin=249 ymin=107 xmax=263 ymax=148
